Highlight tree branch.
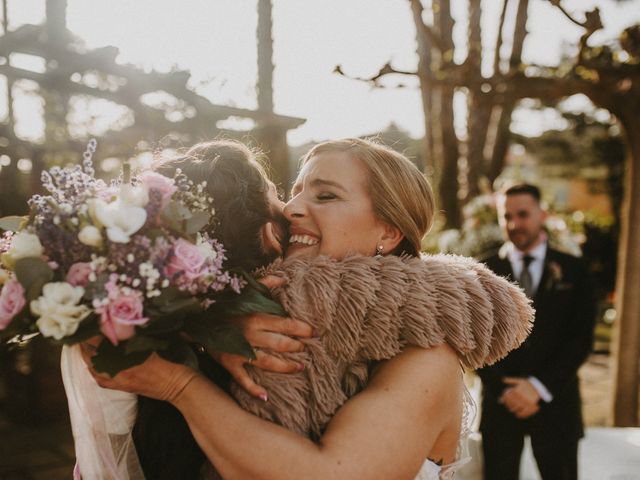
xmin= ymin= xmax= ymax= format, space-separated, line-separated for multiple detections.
xmin=547 ymin=0 xmax=586 ymax=28
xmin=493 ymin=0 xmax=510 ymax=76
xmin=333 ymin=62 xmax=418 ymax=87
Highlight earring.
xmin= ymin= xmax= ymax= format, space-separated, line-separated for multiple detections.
xmin=376 ymin=245 xmax=384 ymax=255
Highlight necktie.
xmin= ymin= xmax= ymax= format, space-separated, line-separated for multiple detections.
xmin=520 ymin=255 xmax=534 ymax=298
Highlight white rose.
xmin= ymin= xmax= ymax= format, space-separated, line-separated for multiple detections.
xmin=78 ymin=225 xmax=103 ymax=248
xmin=119 ymin=184 xmax=149 ymax=208
xmin=7 ymin=231 xmax=44 ymax=260
xmin=31 ymin=282 xmax=91 ymax=340
xmin=93 ymin=199 xmax=147 ymax=244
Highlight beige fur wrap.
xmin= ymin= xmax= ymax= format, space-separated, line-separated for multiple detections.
xmin=227 ymin=253 xmax=534 ymax=440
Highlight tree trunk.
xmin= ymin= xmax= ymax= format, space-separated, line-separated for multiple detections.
xmin=464 ymin=0 xmax=487 ymax=199
xmin=434 ymin=0 xmax=461 ymax=228
xmin=611 ymin=110 xmax=640 ymax=427
xmin=488 ymin=0 xmax=529 ymax=184
xmin=409 ymin=0 xmax=437 ymax=188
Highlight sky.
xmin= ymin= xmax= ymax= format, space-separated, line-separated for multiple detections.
xmin=2 ymin=0 xmax=640 ymax=146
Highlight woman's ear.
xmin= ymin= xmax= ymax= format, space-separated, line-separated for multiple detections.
xmin=260 ymin=221 xmax=284 ymax=257
xmin=379 ymin=223 xmax=403 ymax=254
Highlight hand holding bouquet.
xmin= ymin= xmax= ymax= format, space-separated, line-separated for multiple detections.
xmin=0 ymin=140 xmax=281 ymax=375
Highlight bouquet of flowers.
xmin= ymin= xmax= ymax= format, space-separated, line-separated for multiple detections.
xmin=0 ymin=140 xmax=281 ymax=375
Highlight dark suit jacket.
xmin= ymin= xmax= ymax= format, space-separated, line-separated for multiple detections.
xmin=477 ymin=246 xmax=596 ymax=439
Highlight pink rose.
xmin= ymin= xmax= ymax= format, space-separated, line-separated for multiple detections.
xmin=165 ymin=238 xmax=206 ymax=281
xmin=96 ymin=281 xmax=148 ymax=345
xmin=66 ymin=262 xmax=92 ymax=287
xmin=0 ymin=280 xmax=26 ymax=329
xmin=138 ymin=171 xmax=177 ymax=209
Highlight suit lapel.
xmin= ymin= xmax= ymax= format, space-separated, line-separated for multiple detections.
xmin=496 ymin=244 xmax=515 ymax=280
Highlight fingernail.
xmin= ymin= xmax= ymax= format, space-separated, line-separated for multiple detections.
xmin=296 ymin=363 xmax=305 ymax=371
xmin=259 ymin=393 xmax=268 ymax=402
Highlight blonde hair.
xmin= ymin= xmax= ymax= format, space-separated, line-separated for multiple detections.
xmin=299 ymin=138 xmax=435 ymax=256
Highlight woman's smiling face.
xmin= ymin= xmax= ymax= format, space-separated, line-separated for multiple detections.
xmin=283 ymin=151 xmax=388 ymax=260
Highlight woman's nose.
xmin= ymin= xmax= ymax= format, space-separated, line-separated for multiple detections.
xmin=283 ymin=195 xmax=305 ymax=219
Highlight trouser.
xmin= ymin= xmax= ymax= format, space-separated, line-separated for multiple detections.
xmin=480 ymin=401 xmax=579 ymax=480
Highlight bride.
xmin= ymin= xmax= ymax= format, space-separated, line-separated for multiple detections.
xmin=84 ymin=137 xmax=532 ymax=479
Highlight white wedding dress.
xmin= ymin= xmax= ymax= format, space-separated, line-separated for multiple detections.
xmin=414 ymin=386 xmax=475 ymax=480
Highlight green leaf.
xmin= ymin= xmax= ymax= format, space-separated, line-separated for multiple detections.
xmin=185 ymin=211 xmax=211 ymax=235
xmin=157 ymin=339 xmax=198 ymax=370
xmin=161 ymin=200 xmax=192 ymax=232
xmin=183 ymin=320 xmax=254 ymax=359
xmin=208 ymin=282 xmax=286 ymax=318
xmin=142 ymin=313 xmax=185 ymax=335
xmin=14 ymin=257 xmax=54 ymax=301
xmin=0 ymin=216 xmax=27 ymax=232
xmin=59 ymin=314 xmax=100 ymax=345
xmin=149 ymin=286 xmax=202 ymax=316
xmin=92 ymin=340 xmax=153 ymax=376
xmin=124 ymin=335 xmax=169 ymax=354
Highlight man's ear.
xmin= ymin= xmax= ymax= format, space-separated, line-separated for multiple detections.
xmin=260 ymin=221 xmax=284 ymax=257
xmin=379 ymin=222 xmax=404 ymax=254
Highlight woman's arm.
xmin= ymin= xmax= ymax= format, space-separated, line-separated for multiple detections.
xmin=89 ymin=344 xmax=461 ymax=480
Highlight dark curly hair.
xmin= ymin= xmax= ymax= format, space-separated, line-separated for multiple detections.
xmin=133 ymin=139 xmax=285 ymax=479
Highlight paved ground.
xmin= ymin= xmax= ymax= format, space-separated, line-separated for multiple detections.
xmin=0 ymin=353 xmax=636 ymax=479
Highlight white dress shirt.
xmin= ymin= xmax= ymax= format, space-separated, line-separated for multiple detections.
xmin=503 ymin=240 xmax=554 ymax=403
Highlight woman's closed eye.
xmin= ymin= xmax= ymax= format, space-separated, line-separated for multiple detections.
xmin=316 ymin=192 xmax=338 ymax=201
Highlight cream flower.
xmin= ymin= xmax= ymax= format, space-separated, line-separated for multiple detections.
xmin=93 ymin=199 xmax=147 ymax=244
xmin=31 ymin=282 xmax=91 ymax=340
xmin=119 ymin=184 xmax=149 ymax=208
xmin=78 ymin=225 xmax=104 ymax=248
xmin=5 ymin=231 xmax=44 ymax=263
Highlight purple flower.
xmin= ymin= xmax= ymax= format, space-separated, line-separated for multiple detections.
xmin=138 ymin=171 xmax=177 ymax=209
xmin=165 ymin=239 xmax=206 ymax=282
xmin=66 ymin=262 xmax=93 ymax=287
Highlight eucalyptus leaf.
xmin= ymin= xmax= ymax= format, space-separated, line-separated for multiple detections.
xmin=59 ymin=314 xmax=100 ymax=345
xmin=183 ymin=320 xmax=254 ymax=359
xmin=208 ymin=283 xmax=286 ymax=318
xmin=142 ymin=313 xmax=185 ymax=335
xmin=185 ymin=211 xmax=211 ymax=235
xmin=0 ymin=216 xmax=27 ymax=232
xmin=92 ymin=341 xmax=152 ymax=376
xmin=161 ymin=200 xmax=193 ymax=232
xmin=158 ymin=339 xmax=199 ymax=370
xmin=15 ymin=257 xmax=54 ymax=301
xmin=124 ymin=335 xmax=169 ymax=354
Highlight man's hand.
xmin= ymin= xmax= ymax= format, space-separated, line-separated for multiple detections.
xmin=499 ymin=376 xmax=541 ymax=419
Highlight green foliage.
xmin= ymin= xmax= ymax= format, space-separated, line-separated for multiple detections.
xmin=92 ymin=340 xmax=153 ymax=376
xmin=15 ymin=257 xmax=54 ymax=301
xmin=0 ymin=216 xmax=27 ymax=232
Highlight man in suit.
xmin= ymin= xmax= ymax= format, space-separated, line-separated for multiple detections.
xmin=477 ymin=184 xmax=596 ymax=480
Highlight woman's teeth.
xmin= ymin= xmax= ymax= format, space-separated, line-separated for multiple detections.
xmin=289 ymin=234 xmax=319 ymax=246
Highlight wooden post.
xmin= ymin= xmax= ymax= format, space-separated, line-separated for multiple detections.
xmin=255 ymin=0 xmax=291 ymax=187
xmin=611 ymin=112 xmax=640 ymax=426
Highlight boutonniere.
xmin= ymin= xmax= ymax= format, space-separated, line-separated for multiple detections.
xmin=545 ymin=261 xmax=572 ymax=291
xmin=548 ymin=261 xmax=563 ymax=283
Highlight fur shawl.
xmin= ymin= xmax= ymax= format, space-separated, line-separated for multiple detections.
xmin=226 ymin=253 xmax=533 ymax=440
